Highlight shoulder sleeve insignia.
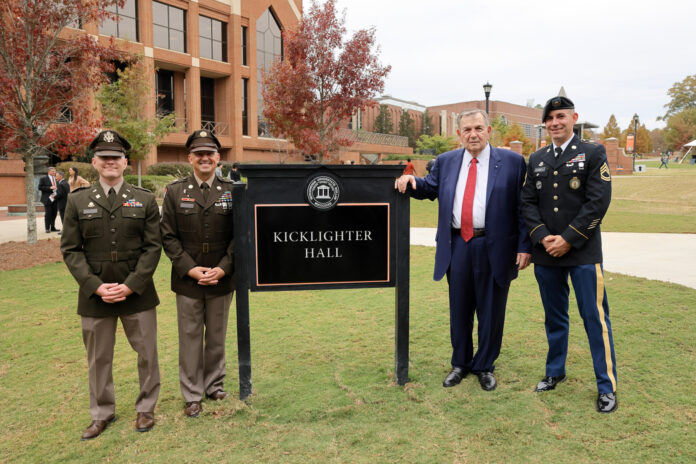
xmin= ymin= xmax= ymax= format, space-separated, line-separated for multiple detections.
xmin=600 ymin=162 xmax=611 ymax=182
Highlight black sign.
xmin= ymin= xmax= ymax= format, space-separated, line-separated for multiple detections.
xmin=255 ymin=203 xmax=390 ymax=287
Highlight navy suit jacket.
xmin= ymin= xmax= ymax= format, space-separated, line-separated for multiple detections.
xmin=412 ymin=145 xmax=532 ymax=287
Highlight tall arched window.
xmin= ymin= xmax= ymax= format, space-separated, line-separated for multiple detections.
xmin=256 ymin=9 xmax=282 ymax=137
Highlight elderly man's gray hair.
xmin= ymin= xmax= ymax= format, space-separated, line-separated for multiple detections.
xmin=456 ymin=109 xmax=489 ymax=127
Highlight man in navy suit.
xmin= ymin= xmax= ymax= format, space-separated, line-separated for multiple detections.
xmin=396 ymin=109 xmax=531 ymax=391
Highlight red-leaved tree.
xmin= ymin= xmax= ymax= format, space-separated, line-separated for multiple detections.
xmin=261 ymin=0 xmax=390 ymax=161
xmin=0 ymin=0 xmax=121 ymax=244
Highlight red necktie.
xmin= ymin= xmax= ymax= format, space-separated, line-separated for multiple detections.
xmin=460 ymin=158 xmax=478 ymax=242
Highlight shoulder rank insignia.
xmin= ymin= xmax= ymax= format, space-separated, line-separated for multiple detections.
xmin=600 ymin=162 xmax=611 ymax=181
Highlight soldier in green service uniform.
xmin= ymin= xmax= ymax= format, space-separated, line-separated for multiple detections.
xmin=61 ymin=130 xmax=162 ymax=440
xmin=160 ymin=130 xmax=235 ymax=418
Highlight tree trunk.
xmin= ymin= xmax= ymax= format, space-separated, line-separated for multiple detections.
xmin=24 ymin=153 xmax=38 ymax=245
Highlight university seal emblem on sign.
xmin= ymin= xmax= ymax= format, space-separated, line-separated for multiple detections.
xmin=306 ymin=175 xmax=340 ymax=211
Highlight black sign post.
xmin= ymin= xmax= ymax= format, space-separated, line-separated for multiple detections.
xmin=232 ymin=164 xmax=409 ymax=401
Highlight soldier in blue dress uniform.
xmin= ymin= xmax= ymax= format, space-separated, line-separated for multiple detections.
xmin=521 ymin=96 xmax=618 ymax=413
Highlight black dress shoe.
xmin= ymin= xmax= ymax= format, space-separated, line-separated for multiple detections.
xmin=475 ymin=372 xmax=497 ymax=391
xmin=443 ymin=367 xmax=468 ymax=387
xmin=597 ymin=392 xmax=618 ymax=413
xmin=50 ymin=228 xmax=60 ymax=232
xmin=45 ymin=229 xmax=51 ymax=234
xmin=534 ymin=375 xmax=566 ymax=392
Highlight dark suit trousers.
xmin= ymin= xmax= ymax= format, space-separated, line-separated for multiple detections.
xmin=43 ymin=201 xmax=57 ymax=231
xmin=447 ymin=231 xmax=510 ymax=372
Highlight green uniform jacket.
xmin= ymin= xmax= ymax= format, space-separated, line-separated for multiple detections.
xmin=60 ymin=182 xmax=162 ymax=317
xmin=160 ymin=175 xmax=235 ymax=299
xmin=520 ymin=135 xmax=612 ymax=266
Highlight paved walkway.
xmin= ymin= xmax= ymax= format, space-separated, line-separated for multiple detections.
xmin=411 ymin=228 xmax=696 ymax=290
xmin=1 ymin=210 xmax=694 ymax=290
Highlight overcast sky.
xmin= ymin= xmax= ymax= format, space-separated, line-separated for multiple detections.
xmin=336 ymin=0 xmax=695 ymax=131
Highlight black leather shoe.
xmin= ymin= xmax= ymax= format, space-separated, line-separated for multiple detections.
xmin=443 ymin=367 xmax=468 ymax=387
xmin=597 ymin=392 xmax=618 ymax=413
xmin=475 ymin=372 xmax=497 ymax=391
xmin=534 ymin=375 xmax=566 ymax=392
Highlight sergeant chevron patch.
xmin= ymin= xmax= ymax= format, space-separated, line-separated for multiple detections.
xmin=600 ymin=162 xmax=611 ymax=181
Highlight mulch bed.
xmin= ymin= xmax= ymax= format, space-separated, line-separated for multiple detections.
xmin=0 ymin=238 xmax=64 ymax=271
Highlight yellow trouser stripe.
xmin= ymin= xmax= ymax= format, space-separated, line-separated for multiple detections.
xmin=595 ymin=263 xmax=616 ymax=391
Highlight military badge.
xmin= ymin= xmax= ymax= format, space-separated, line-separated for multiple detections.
xmin=536 ymin=180 xmax=542 ymax=190
xmin=103 ymin=131 xmax=115 ymax=143
xmin=600 ymin=162 xmax=611 ymax=181
xmin=569 ymin=177 xmax=581 ymax=190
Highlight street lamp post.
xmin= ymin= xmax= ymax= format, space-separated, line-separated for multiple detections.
xmin=483 ymin=82 xmax=492 ymax=116
xmin=632 ymin=113 xmax=639 ymax=172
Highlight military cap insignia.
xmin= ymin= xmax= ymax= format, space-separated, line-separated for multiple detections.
xmin=569 ymin=177 xmax=581 ymax=190
xmin=103 ymin=131 xmax=115 ymax=143
xmin=600 ymin=162 xmax=611 ymax=181
xmin=200 ymin=131 xmax=207 ymax=137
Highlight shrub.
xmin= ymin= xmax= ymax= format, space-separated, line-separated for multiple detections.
xmin=147 ymin=162 xmax=193 ymax=178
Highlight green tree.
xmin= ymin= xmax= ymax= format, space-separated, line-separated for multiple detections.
xmin=662 ymin=74 xmax=696 ymax=120
xmin=373 ymin=104 xmax=393 ymax=134
xmin=620 ymin=123 xmax=654 ymax=154
xmin=97 ymin=58 xmax=177 ymax=185
xmin=420 ymin=110 xmax=434 ymax=137
xmin=664 ymin=108 xmax=696 ymax=151
xmin=415 ymin=134 xmax=457 ymax=155
xmin=601 ymin=114 xmax=621 ymax=140
xmin=398 ymin=110 xmax=416 ymax=148
xmin=489 ymin=116 xmax=508 ymax=147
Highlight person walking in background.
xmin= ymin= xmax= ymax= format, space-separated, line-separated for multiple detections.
xmin=228 ymin=162 xmax=242 ymax=182
xmin=38 ymin=166 xmax=59 ymax=233
xmin=54 ymin=170 xmax=70 ymax=232
xmin=403 ymin=158 xmax=416 ymax=176
xmin=160 ymin=130 xmax=236 ymax=418
xmin=215 ymin=161 xmax=223 ymax=178
xmin=61 ymin=130 xmax=162 ymax=439
xmin=521 ymin=96 xmax=618 ymax=414
xmin=395 ymin=109 xmax=531 ymax=392
xmin=658 ymin=153 xmax=669 ymax=169
xmin=68 ymin=166 xmax=91 ymax=192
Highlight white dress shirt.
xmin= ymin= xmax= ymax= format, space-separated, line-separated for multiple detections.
xmin=552 ymin=135 xmax=574 ymax=157
xmin=451 ymin=143 xmax=490 ymax=229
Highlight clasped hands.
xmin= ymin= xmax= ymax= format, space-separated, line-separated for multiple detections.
xmin=187 ymin=266 xmax=225 ymax=286
xmin=542 ymin=235 xmax=571 ymax=257
xmin=95 ymin=283 xmax=133 ymax=303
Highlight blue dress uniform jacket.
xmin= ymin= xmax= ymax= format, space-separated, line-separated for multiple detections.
xmin=521 ymin=135 xmax=612 ymax=266
xmin=60 ymin=183 xmax=162 ymax=317
xmin=160 ymin=175 xmax=235 ymax=299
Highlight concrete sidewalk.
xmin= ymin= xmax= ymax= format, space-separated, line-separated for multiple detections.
xmin=411 ymin=228 xmax=696 ymax=290
xmin=1 ymin=213 xmax=694 ymax=290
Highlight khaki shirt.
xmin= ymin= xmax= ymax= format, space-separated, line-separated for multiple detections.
xmin=60 ymin=182 xmax=162 ymax=317
xmin=160 ymin=175 xmax=235 ymax=299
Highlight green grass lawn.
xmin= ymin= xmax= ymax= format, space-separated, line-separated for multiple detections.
xmin=1 ymin=249 xmax=695 ymax=463
xmin=410 ymin=163 xmax=696 ymax=233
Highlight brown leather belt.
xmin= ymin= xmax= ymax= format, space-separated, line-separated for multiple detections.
xmin=451 ymin=228 xmax=485 ymax=238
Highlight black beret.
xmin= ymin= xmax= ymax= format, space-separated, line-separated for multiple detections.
xmin=542 ymin=96 xmax=574 ymax=122
xmin=89 ymin=130 xmax=131 ymax=157
xmin=185 ymin=129 xmax=221 ymax=153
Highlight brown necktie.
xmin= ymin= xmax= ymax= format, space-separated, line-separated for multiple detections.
xmin=108 ymin=188 xmax=116 ymax=207
xmin=200 ymin=182 xmax=210 ymax=202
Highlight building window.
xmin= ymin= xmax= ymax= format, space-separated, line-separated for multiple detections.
xmin=155 ymin=69 xmax=175 ymax=115
xmin=153 ymin=1 xmax=186 ymax=53
xmin=242 ymin=78 xmax=249 ymax=136
xmin=200 ymin=77 xmax=215 ymax=124
xmin=241 ymin=26 xmax=248 ymax=66
xmin=100 ymin=0 xmax=138 ymax=41
xmin=256 ymin=8 xmax=282 ymax=137
xmin=199 ymin=16 xmax=227 ymax=62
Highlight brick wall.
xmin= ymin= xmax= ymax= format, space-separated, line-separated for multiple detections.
xmin=0 ymin=160 xmax=28 ymax=206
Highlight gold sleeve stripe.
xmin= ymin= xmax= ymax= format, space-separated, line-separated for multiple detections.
xmin=529 ymin=224 xmax=544 ymax=236
xmin=595 ymin=264 xmax=617 ymax=391
xmin=600 ymin=162 xmax=611 ymax=181
xmin=570 ymin=225 xmax=589 ymax=240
